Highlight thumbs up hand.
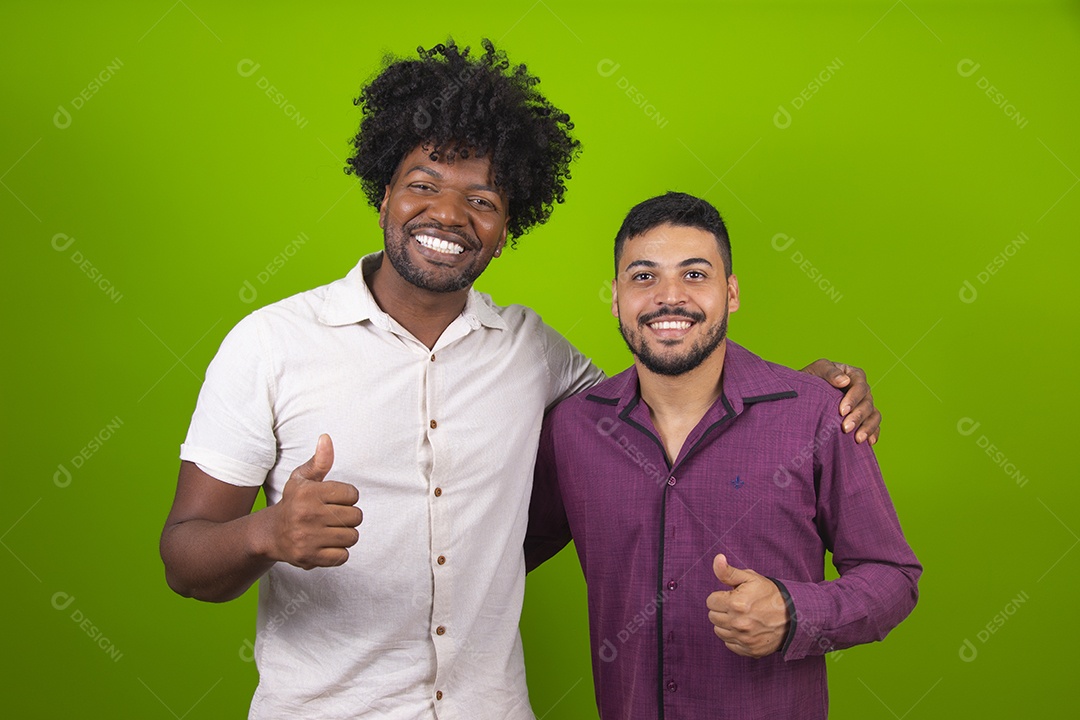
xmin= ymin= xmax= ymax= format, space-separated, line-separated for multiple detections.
xmin=706 ymin=554 xmax=789 ymax=658
xmin=268 ymin=434 xmax=364 ymax=570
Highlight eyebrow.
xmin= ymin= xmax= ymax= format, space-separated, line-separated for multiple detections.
xmin=624 ymin=257 xmax=714 ymax=271
xmin=404 ymin=165 xmax=500 ymax=194
xmin=405 ymin=165 xmax=441 ymax=179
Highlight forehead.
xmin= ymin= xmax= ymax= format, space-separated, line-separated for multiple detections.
xmin=394 ymin=144 xmax=497 ymax=186
xmin=619 ymin=223 xmax=725 ymax=269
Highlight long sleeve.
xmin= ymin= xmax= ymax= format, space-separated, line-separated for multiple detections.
xmin=524 ymin=414 xmax=574 ymax=573
xmin=778 ymin=413 xmax=922 ymax=661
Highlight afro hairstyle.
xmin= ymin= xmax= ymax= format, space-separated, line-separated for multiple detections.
xmin=344 ymin=38 xmax=580 ymax=242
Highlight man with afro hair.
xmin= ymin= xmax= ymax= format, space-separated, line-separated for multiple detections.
xmin=161 ymin=39 xmax=881 ymax=719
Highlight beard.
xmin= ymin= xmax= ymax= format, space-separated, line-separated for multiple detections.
xmin=383 ymin=221 xmax=490 ymax=293
xmin=619 ymin=306 xmax=728 ymax=376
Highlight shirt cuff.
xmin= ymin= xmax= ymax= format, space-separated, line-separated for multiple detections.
xmin=768 ymin=576 xmax=797 ymax=656
xmin=179 ymin=443 xmax=270 ymax=487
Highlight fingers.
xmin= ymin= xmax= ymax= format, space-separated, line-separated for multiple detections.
xmin=801 ymin=358 xmax=850 ymax=388
xmin=827 ymin=365 xmax=881 ymax=444
xmin=706 ymin=589 xmax=729 ymax=613
xmin=318 ymin=480 xmax=361 ymax=508
xmin=288 ymin=525 xmax=361 ymax=570
xmin=322 ymin=502 xmax=363 ymax=529
xmin=711 ymin=625 xmax=757 ymax=657
xmin=846 ymin=407 xmax=882 ymax=444
xmin=836 ymin=365 xmax=868 ymax=416
xmin=707 ymin=564 xmax=789 ymax=658
xmin=300 ymin=546 xmax=352 ymax=570
xmin=273 ymin=435 xmax=363 ymax=569
xmin=841 ymin=393 xmax=881 ymax=444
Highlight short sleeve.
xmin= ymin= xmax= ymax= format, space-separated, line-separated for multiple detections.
xmin=536 ymin=320 xmax=606 ymax=409
xmin=179 ymin=312 xmax=277 ymax=487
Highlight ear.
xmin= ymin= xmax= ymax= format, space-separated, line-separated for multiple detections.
xmin=727 ymin=273 xmax=740 ymax=314
xmin=610 ymin=278 xmax=619 ymax=319
xmin=494 ymin=220 xmax=508 ymax=258
xmin=378 ymin=186 xmax=390 ymax=230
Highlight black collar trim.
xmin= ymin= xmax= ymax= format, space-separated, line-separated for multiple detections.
xmin=743 ymin=390 xmax=798 ymax=405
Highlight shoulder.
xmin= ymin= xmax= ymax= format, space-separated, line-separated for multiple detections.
xmin=470 ymin=290 xmax=545 ymax=331
xmin=727 ymin=342 xmax=842 ymax=420
xmin=546 ymin=367 xmax=632 ymax=422
xmin=470 ymin=291 xmax=577 ymax=353
xmin=209 ymin=278 xmax=343 ymax=369
xmin=763 ymin=359 xmax=841 ymax=407
xmin=250 ymin=280 xmax=335 ymax=329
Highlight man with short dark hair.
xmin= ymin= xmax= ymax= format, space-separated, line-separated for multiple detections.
xmin=527 ymin=192 xmax=920 ymax=720
xmin=161 ymin=41 xmax=883 ymax=719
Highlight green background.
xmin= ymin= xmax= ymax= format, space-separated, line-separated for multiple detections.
xmin=3 ymin=0 xmax=1077 ymax=717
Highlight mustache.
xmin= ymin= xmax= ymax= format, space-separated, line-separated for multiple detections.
xmin=638 ymin=307 xmax=705 ymax=326
xmin=407 ymin=222 xmax=478 ymax=251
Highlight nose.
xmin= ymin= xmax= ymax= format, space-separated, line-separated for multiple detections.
xmin=426 ymin=190 xmax=468 ymax=227
xmin=653 ymin=275 xmax=688 ymax=306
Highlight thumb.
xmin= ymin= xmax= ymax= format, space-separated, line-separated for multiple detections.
xmin=713 ymin=553 xmax=753 ymax=588
xmin=299 ymin=434 xmax=335 ymax=482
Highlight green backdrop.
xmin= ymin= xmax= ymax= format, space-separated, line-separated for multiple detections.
xmin=3 ymin=1 xmax=1077 ymax=717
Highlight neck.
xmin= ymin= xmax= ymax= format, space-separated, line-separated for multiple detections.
xmin=367 ymin=255 xmax=469 ymax=349
xmin=637 ymin=340 xmax=728 ymax=423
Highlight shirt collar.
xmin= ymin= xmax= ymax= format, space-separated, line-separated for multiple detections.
xmin=317 ymin=251 xmax=507 ymax=331
xmin=586 ymin=340 xmax=798 ymax=419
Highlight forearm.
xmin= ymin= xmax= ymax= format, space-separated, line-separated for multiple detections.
xmin=160 ymin=508 xmax=278 ymax=603
xmin=777 ymin=560 xmax=921 ymax=660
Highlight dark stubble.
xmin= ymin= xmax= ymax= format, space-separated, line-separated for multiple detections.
xmin=619 ymin=305 xmax=728 ymax=376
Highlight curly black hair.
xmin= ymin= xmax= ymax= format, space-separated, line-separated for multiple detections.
xmin=344 ymin=38 xmax=580 ymax=241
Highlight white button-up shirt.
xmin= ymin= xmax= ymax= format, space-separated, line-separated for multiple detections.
xmin=180 ymin=253 xmax=603 ymax=719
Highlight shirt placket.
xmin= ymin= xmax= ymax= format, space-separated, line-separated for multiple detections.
xmin=422 ymin=346 xmax=455 ymax=712
xmin=626 ymin=395 xmax=737 ymax=719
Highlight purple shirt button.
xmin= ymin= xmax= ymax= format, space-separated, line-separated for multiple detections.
xmin=667 ymin=476 xmax=676 ymax=486
xmin=666 ymin=680 xmax=677 ymax=692
xmin=667 ymin=580 xmax=678 ymax=591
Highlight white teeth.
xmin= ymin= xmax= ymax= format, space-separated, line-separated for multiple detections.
xmin=415 ymin=233 xmax=465 ymax=255
xmin=650 ymin=321 xmax=692 ymax=330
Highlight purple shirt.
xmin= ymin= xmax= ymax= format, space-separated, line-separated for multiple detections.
xmin=526 ymin=341 xmax=921 ymax=720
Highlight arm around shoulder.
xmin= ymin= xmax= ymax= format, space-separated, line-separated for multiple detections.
xmin=524 ymin=416 xmax=573 ymax=572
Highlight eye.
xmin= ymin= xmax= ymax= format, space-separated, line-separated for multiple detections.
xmin=409 ymin=182 xmax=435 ymax=192
xmin=631 ymin=272 xmax=653 ymax=281
xmin=685 ymin=270 xmax=707 ymax=279
xmin=470 ymin=197 xmax=496 ymax=210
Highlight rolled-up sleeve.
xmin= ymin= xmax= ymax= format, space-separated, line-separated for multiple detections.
xmin=180 ymin=312 xmax=277 ymax=487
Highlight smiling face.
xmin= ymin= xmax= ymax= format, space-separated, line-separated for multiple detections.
xmin=613 ymin=223 xmax=739 ymax=377
xmin=378 ymin=144 xmax=509 ymax=294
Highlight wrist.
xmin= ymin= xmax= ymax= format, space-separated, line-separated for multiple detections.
xmin=246 ymin=505 xmax=280 ymax=564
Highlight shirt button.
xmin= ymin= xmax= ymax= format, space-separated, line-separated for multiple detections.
xmin=436 ymin=625 xmax=446 ymax=636
xmin=430 ymin=419 xmax=438 ymax=429
xmin=667 ymin=476 xmax=676 ymax=486
xmin=436 ymin=690 xmax=443 ymax=701
xmin=430 ymin=354 xmax=436 ymax=362
xmin=437 ymin=555 xmax=446 ymax=565
xmin=666 ymin=680 xmax=677 ymax=692
xmin=434 ymin=487 xmax=442 ymax=497
xmin=667 ymin=580 xmax=678 ymax=591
